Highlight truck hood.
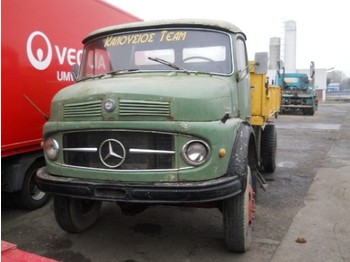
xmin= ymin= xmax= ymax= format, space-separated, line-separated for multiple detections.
xmin=51 ymin=74 xmax=233 ymax=122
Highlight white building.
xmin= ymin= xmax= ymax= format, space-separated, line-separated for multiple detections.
xmin=283 ymin=20 xmax=297 ymax=73
xmin=269 ymin=37 xmax=281 ymax=70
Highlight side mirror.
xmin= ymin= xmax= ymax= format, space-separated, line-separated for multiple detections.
xmin=72 ymin=64 xmax=79 ymax=82
xmin=254 ymin=52 xmax=268 ymax=74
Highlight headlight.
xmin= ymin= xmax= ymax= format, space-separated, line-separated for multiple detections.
xmin=43 ymin=138 xmax=60 ymax=161
xmin=182 ymin=140 xmax=210 ymax=166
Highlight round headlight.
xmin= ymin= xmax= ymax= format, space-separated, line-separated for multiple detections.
xmin=182 ymin=141 xmax=210 ymax=166
xmin=43 ymin=138 xmax=60 ymax=161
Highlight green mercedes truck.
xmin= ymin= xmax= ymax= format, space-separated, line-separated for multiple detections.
xmin=36 ymin=19 xmax=280 ymax=252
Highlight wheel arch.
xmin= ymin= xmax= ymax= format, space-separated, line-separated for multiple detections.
xmin=226 ymin=122 xmax=258 ymax=190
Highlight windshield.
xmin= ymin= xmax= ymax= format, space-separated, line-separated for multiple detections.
xmin=283 ymin=76 xmax=309 ymax=89
xmin=78 ymin=28 xmax=233 ymax=80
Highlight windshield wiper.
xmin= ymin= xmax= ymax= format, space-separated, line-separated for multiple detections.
xmin=148 ymin=57 xmax=189 ymax=72
xmin=108 ymin=68 xmax=140 ymax=75
xmin=148 ymin=56 xmax=216 ymax=76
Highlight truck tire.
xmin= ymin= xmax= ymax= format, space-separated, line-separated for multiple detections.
xmin=12 ymin=160 xmax=51 ymax=210
xmin=54 ymin=195 xmax=102 ymax=233
xmin=302 ymin=108 xmax=315 ymax=115
xmin=223 ymin=166 xmax=255 ymax=252
xmin=261 ymin=124 xmax=277 ymax=173
xmin=307 ymin=108 xmax=315 ymax=116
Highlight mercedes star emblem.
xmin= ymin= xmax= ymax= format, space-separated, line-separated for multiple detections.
xmin=104 ymin=98 xmax=116 ymax=112
xmin=99 ymin=139 xmax=126 ymax=168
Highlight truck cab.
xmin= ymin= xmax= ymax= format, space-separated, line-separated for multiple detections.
xmin=36 ymin=19 xmax=279 ymax=252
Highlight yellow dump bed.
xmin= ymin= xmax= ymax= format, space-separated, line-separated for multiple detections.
xmin=249 ymin=61 xmax=281 ymax=126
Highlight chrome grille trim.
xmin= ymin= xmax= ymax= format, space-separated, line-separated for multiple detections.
xmin=63 ymin=148 xmax=98 ymax=152
xmin=129 ymin=149 xmax=175 ymax=154
xmin=119 ymin=99 xmax=170 ymax=116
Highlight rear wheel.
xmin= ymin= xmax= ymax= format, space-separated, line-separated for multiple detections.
xmin=261 ymin=124 xmax=277 ymax=173
xmin=223 ymin=166 xmax=255 ymax=252
xmin=54 ymin=195 xmax=102 ymax=233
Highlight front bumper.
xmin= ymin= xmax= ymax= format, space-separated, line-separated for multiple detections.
xmin=36 ymin=167 xmax=242 ymax=203
xmin=281 ymin=95 xmax=315 ymax=109
xmin=281 ymin=104 xmax=314 ymax=109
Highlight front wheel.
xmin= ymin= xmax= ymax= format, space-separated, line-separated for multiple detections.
xmin=54 ymin=196 xmax=102 ymax=233
xmin=223 ymin=167 xmax=255 ymax=252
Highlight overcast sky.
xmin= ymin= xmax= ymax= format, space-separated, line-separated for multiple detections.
xmin=106 ymin=0 xmax=349 ymax=76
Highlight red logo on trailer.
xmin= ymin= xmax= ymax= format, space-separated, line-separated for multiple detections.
xmin=26 ymin=31 xmax=53 ymax=70
xmin=26 ymin=31 xmax=84 ymax=81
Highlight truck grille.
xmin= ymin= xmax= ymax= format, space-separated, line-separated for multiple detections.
xmin=119 ymin=99 xmax=170 ymax=117
xmin=64 ymin=100 xmax=102 ymax=120
xmin=63 ymin=131 xmax=174 ymax=170
xmin=63 ymin=99 xmax=170 ymax=119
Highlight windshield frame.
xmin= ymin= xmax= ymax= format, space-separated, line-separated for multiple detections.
xmin=78 ymin=27 xmax=234 ymax=81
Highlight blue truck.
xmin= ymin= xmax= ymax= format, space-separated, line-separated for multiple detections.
xmin=277 ymin=61 xmax=318 ymax=115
